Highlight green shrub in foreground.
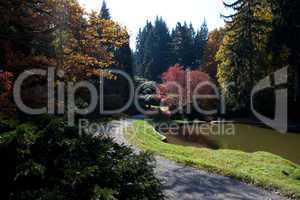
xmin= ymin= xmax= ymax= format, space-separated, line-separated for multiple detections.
xmin=0 ymin=116 xmax=164 ymax=200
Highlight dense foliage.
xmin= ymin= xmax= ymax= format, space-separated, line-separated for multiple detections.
xmin=135 ymin=18 xmax=208 ymax=80
xmin=201 ymin=28 xmax=225 ymax=79
xmin=1 ymin=0 xmax=300 ymax=198
xmin=133 ymin=0 xmax=300 ymax=119
xmin=0 ymin=71 xmax=15 ymax=113
xmin=0 ymin=1 xmax=162 ymax=199
xmin=216 ymin=0 xmax=300 ymax=116
xmin=97 ymin=1 xmax=134 ymax=112
xmin=0 ymin=0 xmax=128 ymax=79
xmin=159 ymin=65 xmax=213 ymax=119
xmin=0 ymin=115 xmax=164 ymax=200
xmin=268 ymin=0 xmax=300 ymax=118
xmin=0 ymin=0 xmax=133 ymax=111
xmin=217 ymin=0 xmax=273 ymax=111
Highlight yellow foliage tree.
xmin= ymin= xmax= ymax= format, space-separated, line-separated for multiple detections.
xmin=53 ymin=2 xmax=128 ymax=81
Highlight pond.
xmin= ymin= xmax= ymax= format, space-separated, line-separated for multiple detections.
xmin=162 ymin=123 xmax=300 ymax=164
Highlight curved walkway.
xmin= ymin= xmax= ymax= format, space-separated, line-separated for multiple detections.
xmin=107 ymin=118 xmax=287 ymax=200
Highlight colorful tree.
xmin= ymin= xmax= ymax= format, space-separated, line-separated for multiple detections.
xmin=60 ymin=11 xmax=128 ymax=81
xmin=0 ymin=0 xmax=128 ymax=80
xmin=0 ymin=0 xmax=57 ymax=73
xmin=0 ymin=0 xmax=130 ymax=114
xmin=201 ymin=28 xmax=225 ymax=79
xmin=0 ymin=71 xmax=15 ymax=113
xmin=159 ymin=64 xmax=213 ymax=117
xmin=217 ymin=0 xmax=273 ymax=111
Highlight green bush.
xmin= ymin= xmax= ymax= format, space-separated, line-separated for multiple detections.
xmin=138 ymin=81 xmax=157 ymax=96
xmin=0 ymin=117 xmax=164 ymax=200
xmin=0 ymin=113 xmax=18 ymax=133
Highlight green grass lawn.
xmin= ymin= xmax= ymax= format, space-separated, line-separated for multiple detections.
xmin=124 ymin=120 xmax=300 ymax=199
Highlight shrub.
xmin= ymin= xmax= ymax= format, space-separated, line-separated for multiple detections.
xmin=135 ymin=81 xmax=161 ymax=110
xmin=138 ymin=81 xmax=157 ymax=96
xmin=0 ymin=113 xmax=18 ymax=133
xmin=0 ymin=117 xmax=164 ymax=200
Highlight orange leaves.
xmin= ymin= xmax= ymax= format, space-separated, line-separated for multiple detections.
xmin=89 ymin=69 xmax=117 ymax=80
xmin=1 ymin=0 xmax=129 ymax=83
xmin=61 ymin=11 xmax=129 ymax=81
xmin=86 ymin=14 xmax=128 ymax=48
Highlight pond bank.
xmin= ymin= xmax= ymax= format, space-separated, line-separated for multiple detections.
xmin=158 ymin=121 xmax=300 ymax=164
xmin=124 ymin=119 xmax=300 ymax=199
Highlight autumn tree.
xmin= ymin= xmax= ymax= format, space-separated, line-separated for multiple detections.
xmin=0 ymin=0 xmax=128 ymax=80
xmin=0 ymin=0 xmax=57 ymax=74
xmin=94 ymin=1 xmax=135 ymax=110
xmin=0 ymin=0 xmax=64 ymax=110
xmin=0 ymin=0 xmax=129 ymax=113
xmin=0 ymin=71 xmax=15 ymax=113
xmin=217 ymin=0 xmax=273 ymax=111
xmin=59 ymin=11 xmax=128 ymax=81
xmin=159 ymin=64 xmax=214 ymax=118
xmin=0 ymin=2 xmax=165 ymax=199
xmin=201 ymin=28 xmax=224 ymax=79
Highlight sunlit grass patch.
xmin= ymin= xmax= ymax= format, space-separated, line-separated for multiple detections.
xmin=125 ymin=120 xmax=300 ymax=199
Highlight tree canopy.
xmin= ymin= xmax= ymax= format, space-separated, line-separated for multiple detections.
xmin=135 ymin=18 xmax=208 ymax=80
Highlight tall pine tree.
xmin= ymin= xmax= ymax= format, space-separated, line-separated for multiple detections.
xmin=149 ymin=17 xmax=172 ymax=79
xmin=171 ymin=22 xmax=196 ymax=68
xmin=99 ymin=0 xmax=111 ymax=19
xmin=135 ymin=21 xmax=154 ymax=78
xmin=135 ymin=18 xmax=172 ymax=80
xmin=98 ymin=1 xmax=134 ymax=107
xmin=217 ymin=0 xmax=271 ymax=111
xmin=195 ymin=20 xmax=208 ymax=67
xmin=135 ymin=18 xmax=210 ymax=79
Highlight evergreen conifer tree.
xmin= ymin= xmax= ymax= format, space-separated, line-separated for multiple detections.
xmin=99 ymin=0 xmax=111 ymax=19
xmin=171 ymin=22 xmax=196 ymax=68
xmin=195 ymin=20 xmax=208 ymax=66
xmin=218 ymin=0 xmax=270 ymax=110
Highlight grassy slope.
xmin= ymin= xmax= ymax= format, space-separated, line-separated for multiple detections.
xmin=125 ymin=120 xmax=300 ymax=199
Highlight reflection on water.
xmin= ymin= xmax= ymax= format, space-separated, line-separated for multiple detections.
xmin=164 ymin=123 xmax=300 ymax=164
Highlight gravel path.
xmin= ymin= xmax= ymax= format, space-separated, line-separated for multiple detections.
xmin=107 ymin=118 xmax=287 ymax=200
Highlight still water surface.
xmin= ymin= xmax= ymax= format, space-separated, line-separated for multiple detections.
xmin=164 ymin=123 xmax=300 ymax=164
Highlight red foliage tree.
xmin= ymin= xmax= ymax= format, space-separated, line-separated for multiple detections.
xmin=0 ymin=71 xmax=15 ymax=113
xmin=159 ymin=64 xmax=214 ymax=114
